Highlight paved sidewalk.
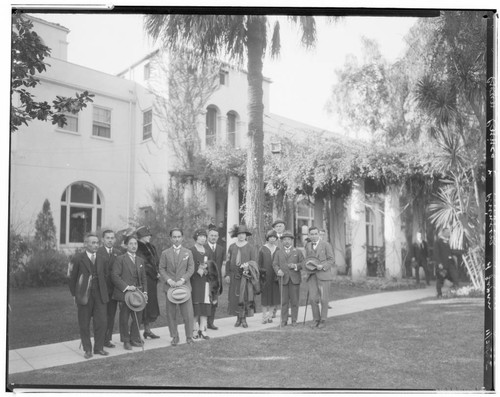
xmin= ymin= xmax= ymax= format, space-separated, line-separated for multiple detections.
xmin=8 ymin=285 xmax=436 ymax=375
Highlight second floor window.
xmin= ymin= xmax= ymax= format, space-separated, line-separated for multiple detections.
xmin=61 ymin=112 xmax=78 ymax=133
xmin=206 ymin=106 xmax=217 ymax=146
xmin=227 ymin=111 xmax=237 ymax=147
xmin=92 ymin=106 xmax=111 ymax=138
xmin=143 ymin=109 xmax=152 ymax=140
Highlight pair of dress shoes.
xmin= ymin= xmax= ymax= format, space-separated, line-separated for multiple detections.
xmin=123 ymin=340 xmax=143 ymax=350
xmin=84 ymin=350 xmax=108 ymax=359
xmin=310 ymin=320 xmax=326 ymax=329
xmin=143 ymin=331 xmax=160 ymax=339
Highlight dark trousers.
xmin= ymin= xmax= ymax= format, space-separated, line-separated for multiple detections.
xmin=307 ymin=276 xmax=330 ymax=322
xmin=207 ymin=302 xmax=217 ymax=326
xmin=281 ymin=282 xmax=300 ymax=323
xmin=166 ymin=297 xmax=194 ymax=339
xmin=77 ymin=287 xmax=107 ymax=353
xmin=118 ymin=301 xmax=143 ymax=343
xmin=415 ymin=259 xmax=430 ymax=285
xmin=104 ymin=297 xmax=118 ymax=343
xmin=436 ymin=261 xmax=460 ymax=296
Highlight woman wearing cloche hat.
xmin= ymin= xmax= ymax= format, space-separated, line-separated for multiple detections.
xmin=258 ymin=229 xmax=281 ymax=324
xmin=136 ymin=226 xmax=161 ymax=340
xmin=225 ymin=225 xmax=258 ymax=328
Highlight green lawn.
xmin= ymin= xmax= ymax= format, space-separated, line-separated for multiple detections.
xmin=8 ymin=280 xmax=376 ymax=349
xmin=8 ymin=297 xmax=484 ymax=391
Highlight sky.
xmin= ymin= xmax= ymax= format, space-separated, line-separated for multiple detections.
xmin=30 ymin=12 xmax=418 ymax=132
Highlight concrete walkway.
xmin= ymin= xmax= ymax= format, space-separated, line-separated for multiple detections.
xmin=9 ymin=284 xmax=437 ymax=375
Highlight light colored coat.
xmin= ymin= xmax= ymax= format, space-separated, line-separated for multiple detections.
xmin=159 ymin=246 xmax=195 ymax=293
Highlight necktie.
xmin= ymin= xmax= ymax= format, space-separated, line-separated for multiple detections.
xmin=285 ymin=249 xmax=290 ymax=255
xmin=211 ymin=244 xmax=216 ymax=251
xmin=313 ymin=243 xmax=317 ymax=250
xmin=108 ymin=248 xmax=112 ymax=257
xmin=90 ymin=253 xmax=95 ymax=264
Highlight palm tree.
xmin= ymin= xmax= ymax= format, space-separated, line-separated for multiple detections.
xmin=144 ymin=14 xmax=318 ymax=244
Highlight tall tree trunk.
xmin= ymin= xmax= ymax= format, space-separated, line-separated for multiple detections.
xmin=272 ymin=190 xmax=285 ymax=220
xmin=384 ymin=184 xmax=403 ymax=280
xmin=244 ymin=17 xmax=266 ymax=245
xmin=350 ymin=179 xmax=367 ymax=280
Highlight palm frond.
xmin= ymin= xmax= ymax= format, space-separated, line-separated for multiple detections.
xmin=270 ymin=20 xmax=281 ymax=59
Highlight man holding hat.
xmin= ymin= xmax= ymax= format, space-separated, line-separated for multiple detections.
xmin=111 ymin=235 xmax=148 ymax=350
xmin=159 ymin=228 xmax=195 ymax=346
xmin=304 ymin=226 xmax=334 ymax=329
xmin=272 ymin=230 xmax=304 ymax=327
xmin=69 ymin=232 xmax=110 ymax=359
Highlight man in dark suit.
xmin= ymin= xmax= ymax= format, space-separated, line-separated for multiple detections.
xmin=433 ymin=228 xmax=460 ymax=297
xmin=304 ymin=226 xmax=335 ymax=329
xmin=97 ymin=229 xmax=120 ymax=348
xmin=159 ymin=228 xmax=195 ymax=346
xmin=204 ymin=226 xmax=224 ymax=330
xmin=111 ymin=235 xmax=148 ymax=350
xmin=68 ymin=232 xmax=109 ymax=359
xmin=272 ymin=230 xmax=304 ymax=327
xmin=411 ymin=231 xmax=430 ymax=285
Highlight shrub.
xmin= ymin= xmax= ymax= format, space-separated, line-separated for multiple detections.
xmin=34 ymin=199 xmax=57 ymax=250
xmin=17 ymin=249 xmax=69 ymax=288
xmin=9 ymin=228 xmax=33 ymax=288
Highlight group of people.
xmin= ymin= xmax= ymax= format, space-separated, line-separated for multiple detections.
xmin=410 ymin=227 xmax=460 ymax=297
xmin=68 ymin=219 xmax=336 ymax=357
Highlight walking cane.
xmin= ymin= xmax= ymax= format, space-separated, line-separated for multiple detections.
xmin=279 ymin=274 xmax=283 ymax=329
xmin=133 ymin=311 xmax=145 ymax=353
xmin=303 ymin=290 xmax=309 ymax=325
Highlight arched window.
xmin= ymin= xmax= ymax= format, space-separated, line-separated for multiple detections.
xmin=206 ymin=106 xmax=217 ymax=146
xmin=226 ymin=111 xmax=238 ymax=148
xmin=60 ymin=182 xmax=103 ymax=245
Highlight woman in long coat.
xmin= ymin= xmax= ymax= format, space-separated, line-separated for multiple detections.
xmin=224 ymin=225 xmax=258 ymax=328
xmin=259 ymin=229 xmax=281 ymax=323
xmin=135 ymin=226 xmax=160 ymax=339
xmin=189 ymin=229 xmax=212 ymax=340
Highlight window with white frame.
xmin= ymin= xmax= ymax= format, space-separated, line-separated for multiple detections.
xmin=219 ymin=70 xmax=228 ymax=85
xmin=60 ymin=182 xmax=102 ymax=245
xmin=92 ymin=106 xmax=111 ymax=138
xmin=144 ymin=62 xmax=151 ymax=80
xmin=206 ymin=106 xmax=217 ymax=146
xmin=143 ymin=109 xmax=152 ymax=140
xmin=60 ymin=112 xmax=78 ymax=133
xmin=227 ymin=111 xmax=237 ymax=147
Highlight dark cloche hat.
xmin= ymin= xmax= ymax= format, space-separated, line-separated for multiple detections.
xmin=136 ymin=226 xmax=152 ymax=239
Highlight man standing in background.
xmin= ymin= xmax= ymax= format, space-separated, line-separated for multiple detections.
xmin=98 ymin=229 xmax=119 ymax=348
xmin=205 ymin=226 xmax=224 ymax=330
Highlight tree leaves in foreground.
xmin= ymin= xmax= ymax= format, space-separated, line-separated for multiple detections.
xmin=11 ymin=13 xmax=94 ymax=133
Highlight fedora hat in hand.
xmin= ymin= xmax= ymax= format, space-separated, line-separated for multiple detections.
xmin=167 ymin=285 xmax=191 ymax=304
xmin=304 ymin=256 xmax=321 ymax=272
xmin=124 ymin=290 xmax=147 ymax=312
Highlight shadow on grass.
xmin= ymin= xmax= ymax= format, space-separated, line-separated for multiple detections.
xmin=8 ymin=298 xmax=484 ymax=391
